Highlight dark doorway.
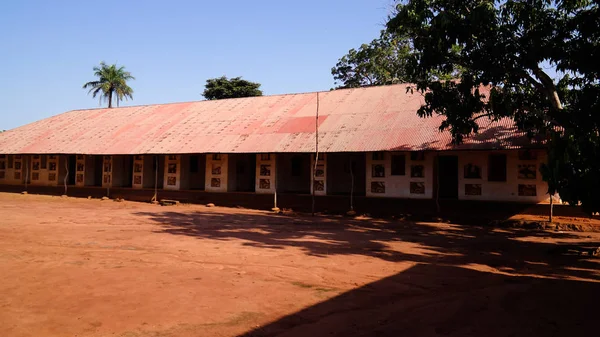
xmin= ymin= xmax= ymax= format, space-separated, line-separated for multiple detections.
xmin=67 ymin=155 xmax=76 ymax=185
xmin=154 ymin=156 xmax=165 ymax=189
xmin=438 ymin=156 xmax=459 ymax=199
xmin=277 ymin=154 xmax=311 ymax=194
xmin=327 ymin=153 xmax=367 ymax=196
xmin=93 ymin=156 xmax=103 ymax=186
xmin=229 ymin=154 xmax=256 ymax=192
xmin=188 ymin=155 xmax=206 ymax=190
xmin=123 ymin=156 xmax=134 ymax=187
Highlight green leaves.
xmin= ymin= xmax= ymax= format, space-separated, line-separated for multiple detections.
xmin=202 ymin=76 xmax=263 ymax=100
xmin=83 ymin=62 xmax=135 ymax=108
xmin=385 ymin=0 xmax=600 ymax=213
xmin=331 ymin=31 xmax=412 ymax=88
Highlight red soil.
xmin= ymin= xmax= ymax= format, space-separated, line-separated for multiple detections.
xmin=0 ymin=193 xmax=598 ymax=337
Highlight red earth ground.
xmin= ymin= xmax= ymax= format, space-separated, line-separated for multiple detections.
xmin=0 ymin=193 xmax=598 ymax=337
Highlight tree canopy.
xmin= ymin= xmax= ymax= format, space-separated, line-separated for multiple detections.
xmin=202 ymin=76 xmax=263 ymax=100
xmin=83 ymin=62 xmax=135 ymax=108
xmin=385 ymin=0 xmax=599 ymax=212
xmin=331 ymin=31 xmax=413 ymax=88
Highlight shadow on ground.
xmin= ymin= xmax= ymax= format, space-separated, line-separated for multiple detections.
xmin=240 ymin=264 xmax=599 ymax=337
xmin=134 ymin=209 xmax=600 ymax=336
xmin=136 ymin=210 xmax=599 ymax=280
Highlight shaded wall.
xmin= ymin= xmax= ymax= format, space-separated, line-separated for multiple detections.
xmin=0 ymin=184 xmax=585 ymax=222
xmin=141 ymin=155 xmax=156 ymax=188
xmin=187 ymin=155 xmax=206 ymax=190
xmin=112 ymin=155 xmax=133 ymax=187
xmin=228 ymin=154 xmax=255 ymax=192
xmin=277 ymin=153 xmax=311 ymax=194
xmin=327 ymin=153 xmax=366 ymax=196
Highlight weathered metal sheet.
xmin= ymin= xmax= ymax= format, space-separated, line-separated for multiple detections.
xmin=0 ymin=84 xmax=537 ymax=155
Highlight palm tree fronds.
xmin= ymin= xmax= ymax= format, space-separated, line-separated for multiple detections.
xmin=83 ymin=62 xmax=135 ymax=108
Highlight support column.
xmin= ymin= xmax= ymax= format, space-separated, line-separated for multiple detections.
xmin=75 ymin=155 xmax=85 ymax=187
xmin=256 ymin=153 xmax=276 ymax=194
xmin=205 ymin=154 xmax=228 ymax=192
xmin=47 ymin=155 xmax=58 ymax=184
xmin=102 ymin=155 xmax=112 ymax=187
xmin=311 ymin=153 xmax=327 ymax=195
xmin=30 ymin=155 xmax=41 ymax=184
xmin=163 ymin=155 xmax=180 ymax=190
xmin=133 ymin=155 xmax=144 ymax=188
xmin=366 ymin=152 xmax=387 ymax=196
xmin=14 ymin=155 xmax=23 ymax=183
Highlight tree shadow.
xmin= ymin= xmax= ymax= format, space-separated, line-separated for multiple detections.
xmin=134 ymin=210 xmax=600 ymax=281
xmin=238 ymin=264 xmax=599 ymax=337
xmin=134 ymin=209 xmax=599 ymax=335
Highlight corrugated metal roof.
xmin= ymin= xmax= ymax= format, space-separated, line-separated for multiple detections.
xmin=0 ymin=84 xmax=539 ymax=155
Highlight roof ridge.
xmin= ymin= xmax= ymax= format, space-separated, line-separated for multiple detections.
xmin=66 ymin=83 xmax=411 ymax=112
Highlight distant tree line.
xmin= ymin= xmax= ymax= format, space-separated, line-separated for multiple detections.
xmin=83 ymin=63 xmax=262 ymax=107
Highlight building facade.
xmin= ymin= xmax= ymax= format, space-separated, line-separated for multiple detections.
xmin=0 ymin=149 xmax=550 ymax=204
xmin=0 ymin=85 xmax=551 ymax=209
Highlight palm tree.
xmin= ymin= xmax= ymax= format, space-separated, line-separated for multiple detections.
xmin=83 ymin=62 xmax=135 ymax=108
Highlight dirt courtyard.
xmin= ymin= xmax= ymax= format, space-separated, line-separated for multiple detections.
xmin=0 ymin=193 xmax=598 ymax=337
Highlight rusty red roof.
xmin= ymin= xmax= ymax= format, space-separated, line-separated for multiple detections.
xmin=0 ymin=84 xmax=539 ymax=155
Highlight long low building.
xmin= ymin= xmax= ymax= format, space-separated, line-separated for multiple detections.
xmin=0 ymin=84 xmax=549 ymax=211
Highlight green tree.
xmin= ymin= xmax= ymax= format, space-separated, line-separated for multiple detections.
xmin=202 ymin=76 xmax=263 ymax=100
xmin=386 ymin=0 xmax=599 ymax=213
xmin=331 ymin=31 xmax=413 ymax=88
xmin=83 ymin=62 xmax=135 ymax=108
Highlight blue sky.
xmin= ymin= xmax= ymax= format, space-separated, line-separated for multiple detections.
xmin=0 ymin=0 xmax=393 ymax=130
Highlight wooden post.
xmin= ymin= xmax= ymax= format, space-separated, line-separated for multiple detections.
xmin=549 ymin=194 xmax=554 ymax=223
xmin=312 ymin=92 xmax=320 ymax=216
xmin=273 ymin=167 xmax=278 ymax=210
xmin=64 ymin=156 xmax=68 ymax=195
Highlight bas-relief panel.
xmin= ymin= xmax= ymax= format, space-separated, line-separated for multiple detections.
xmin=211 ymin=164 xmax=222 ymax=175
xmin=410 ymin=165 xmax=424 ymax=178
xmin=370 ymin=181 xmax=385 ymax=194
xmin=465 ymin=184 xmax=482 ymax=196
xmin=464 ymin=163 xmax=481 ymax=179
xmin=259 ymin=179 xmax=270 ymax=189
xmin=260 ymin=164 xmax=271 ymax=177
xmin=372 ymin=164 xmax=385 ymax=178
xmin=518 ymin=164 xmax=537 ymax=179
xmin=410 ymin=182 xmax=425 ymax=194
xmin=518 ymin=184 xmax=537 ymax=196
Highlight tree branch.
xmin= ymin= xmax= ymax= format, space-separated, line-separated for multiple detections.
xmin=472 ymin=112 xmax=496 ymax=121
xmin=519 ymin=70 xmax=545 ymax=92
xmin=532 ymin=67 xmax=563 ymax=110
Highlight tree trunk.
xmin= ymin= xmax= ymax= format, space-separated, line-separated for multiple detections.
xmin=108 ymin=91 xmax=113 ymax=108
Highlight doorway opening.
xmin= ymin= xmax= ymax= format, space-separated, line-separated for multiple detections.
xmin=326 ymin=153 xmax=366 ymax=196
xmin=276 ymin=154 xmax=311 ymax=194
xmin=188 ymin=155 xmax=206 ymax=190
xmin=92 ymin=156 xmax=103 ymax=186
xmin=67 ymin=155 xmax=76 ymax=185
xmin=228 ymin=154 xmax=256 ymax=192
xmin=438 ymin=155 xmax=459 ymax=199
xmin=123 ymin=156 xmax=134 ymax=187
xmin=154 ymin=156 xmax=165 ymax=189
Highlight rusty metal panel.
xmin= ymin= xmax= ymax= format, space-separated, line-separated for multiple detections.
xmin=0 ymin=84 xmax=537 ymax=155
